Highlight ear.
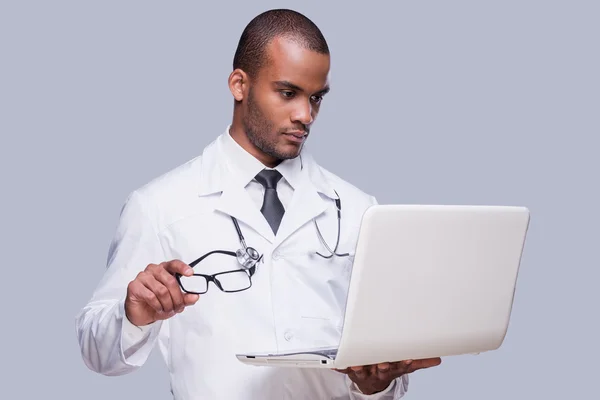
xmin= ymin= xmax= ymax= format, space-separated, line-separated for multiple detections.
xmin=228 ymin=69 xmax=248 ymax=102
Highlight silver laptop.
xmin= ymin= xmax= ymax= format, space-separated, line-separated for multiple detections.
xmin=236 ymin=204 xmax=530 ymax=369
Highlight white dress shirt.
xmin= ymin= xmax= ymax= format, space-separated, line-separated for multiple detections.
xmin=76 ymin=127 xmax=409 ymax=399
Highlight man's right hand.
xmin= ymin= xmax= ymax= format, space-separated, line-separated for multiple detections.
xmin=125 ymin=260 xmax=199 ymax=327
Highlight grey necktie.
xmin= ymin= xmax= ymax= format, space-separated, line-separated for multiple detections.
xmin=255 ymin=169 xmax=285 ymax=234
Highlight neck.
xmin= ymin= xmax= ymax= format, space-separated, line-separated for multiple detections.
xmin=229 ymin=113 xmax=281 ymax=168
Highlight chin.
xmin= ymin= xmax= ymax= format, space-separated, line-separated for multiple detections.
xmin=273 ymin=142 xmax=301 ymax=156
xmin=275 ymin=150 xmax=301 ymax=161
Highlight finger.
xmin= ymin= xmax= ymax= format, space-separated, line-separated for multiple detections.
xmin=412 ymin=358 xmax=441 ymax=368
xmin=377 ymin=362 xmax=390 ymax=370
xmin=350 ymin=366 xmax=366 ymax=379
xmin=163 ymin=260 xmax=194 ymax=277
xmin=376 ymin=362 xmax=391 ymax=381
xmin=183 ymin=293 xmax=200 ymax=306
xmin=369 ymin=364 xmax=378 ymax=376
xmin=154 ymin=266 xmax=186 ymax=311
xmin=388 ymin=360 xmax=409 ymax=371
xmin=406 ymin=358 xmax=442 ymax=373
xmin=139 ymin=272 xmax=175 ymax=313
xmin=133 ymin=282 xmax=164 ymax=314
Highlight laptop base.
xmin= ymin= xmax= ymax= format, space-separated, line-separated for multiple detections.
xmin=236 ymin=348 xmax=338 ymax=368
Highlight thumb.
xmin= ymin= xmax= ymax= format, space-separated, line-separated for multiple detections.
xmin=165 ymin=260 xmax=194 ymax=276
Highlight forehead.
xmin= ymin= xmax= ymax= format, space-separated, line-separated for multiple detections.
xmin=257 ymin=36 xmax=330 ymax=91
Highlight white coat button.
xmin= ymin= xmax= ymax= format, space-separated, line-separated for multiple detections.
xmin=283 ymin=330 xmax=294 ymax=341
xmin=272 ymin=250 xmax=281 ymax=260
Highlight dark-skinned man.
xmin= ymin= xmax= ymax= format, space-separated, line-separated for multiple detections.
xmin=76 ymin=8 xmax=441 ymax=399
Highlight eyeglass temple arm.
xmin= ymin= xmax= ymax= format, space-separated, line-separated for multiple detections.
xmin=187 ymin=250 xmax=238 ymax=269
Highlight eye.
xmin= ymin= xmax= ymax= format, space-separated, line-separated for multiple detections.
xmin=280 ymin=90 xmax=295 ymax=99
xmin=311 ymin=95 xmax=323 ymax=104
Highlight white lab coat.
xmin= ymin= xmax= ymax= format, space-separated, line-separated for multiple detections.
xmin=75 ymin=128 xmax=409 ymax=399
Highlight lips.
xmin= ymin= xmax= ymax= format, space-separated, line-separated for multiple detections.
xmin=284 ymin=131 xmax=307 ymax=138
xmin=283 ymin=131 xmax=307 ymax=143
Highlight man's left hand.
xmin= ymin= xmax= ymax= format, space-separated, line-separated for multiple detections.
xmin=334 ymin=358 xmax=442 ymax=395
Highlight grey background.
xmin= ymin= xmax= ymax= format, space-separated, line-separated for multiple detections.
xmin=1 ymin=0 xmax=598 ymax=398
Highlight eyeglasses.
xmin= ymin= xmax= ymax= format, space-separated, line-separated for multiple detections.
xmin=176 ymin=249 xmax=260 ymax=294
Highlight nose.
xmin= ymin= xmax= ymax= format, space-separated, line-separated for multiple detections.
xmin=291 ymin=100 xmax=314 ymax=126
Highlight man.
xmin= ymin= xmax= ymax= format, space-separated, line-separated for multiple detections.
xmin=76 ymin=8 xmax=441 ymax=399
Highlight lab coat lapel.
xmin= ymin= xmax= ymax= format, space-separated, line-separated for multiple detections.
xmin=214 ymin=183 xmax=275 ymax=243
xmin=274 ymin=182 xmax=328 ymax=247
xmin=274 ymin=154 xmax=335 ymax=247
xmin=197 ymin=136 xmax=275 ymax=243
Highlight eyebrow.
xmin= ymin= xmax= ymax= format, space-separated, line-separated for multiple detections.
xmin=273 ymin=80 xmax=330 ymax=95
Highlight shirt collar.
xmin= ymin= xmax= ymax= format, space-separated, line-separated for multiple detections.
xmin=197 ymin=126 xmax=337 ymax=200
xmin=220 ymin=125 xmax=303 ymax=190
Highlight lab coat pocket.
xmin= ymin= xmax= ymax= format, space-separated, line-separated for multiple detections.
xmin=284 ymin=220 xmax=359 ymax=293
xmin=279 ymin=249 xmax=355 ymax=326
xmin=273 ymin=220 xmax=360 ymax=337
xmin=288 ymin=314 xmax=344 ymax=349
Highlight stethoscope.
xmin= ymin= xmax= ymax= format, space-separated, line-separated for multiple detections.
xmin=229 ymin=191 xmax=349 ymax=271
xmin=314 ymin=192 xmax=350 ymax=258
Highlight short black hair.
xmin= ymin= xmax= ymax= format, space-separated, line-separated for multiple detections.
xmin=233 ymin=9 xmax=330 ymax=78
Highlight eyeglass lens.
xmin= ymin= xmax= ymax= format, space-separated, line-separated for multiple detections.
xmin=179 ymin=270 xmax=252 ymax=294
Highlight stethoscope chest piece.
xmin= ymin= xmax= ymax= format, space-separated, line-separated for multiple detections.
xmin=236 ymin=246 xmax=261 ymax=269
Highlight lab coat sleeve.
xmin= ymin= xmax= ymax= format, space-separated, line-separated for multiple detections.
xmin=346 ymin=375 xmax=409 ymax=399
xmin=75 ymin=190 xmax=166 ymax=376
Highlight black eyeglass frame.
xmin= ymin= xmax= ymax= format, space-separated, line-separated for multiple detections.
xmin=175 ymin=249 xmax=260 ymax=295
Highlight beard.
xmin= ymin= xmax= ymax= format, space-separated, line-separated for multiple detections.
xmin=242 ymin=88 xmax=306 ymax=161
